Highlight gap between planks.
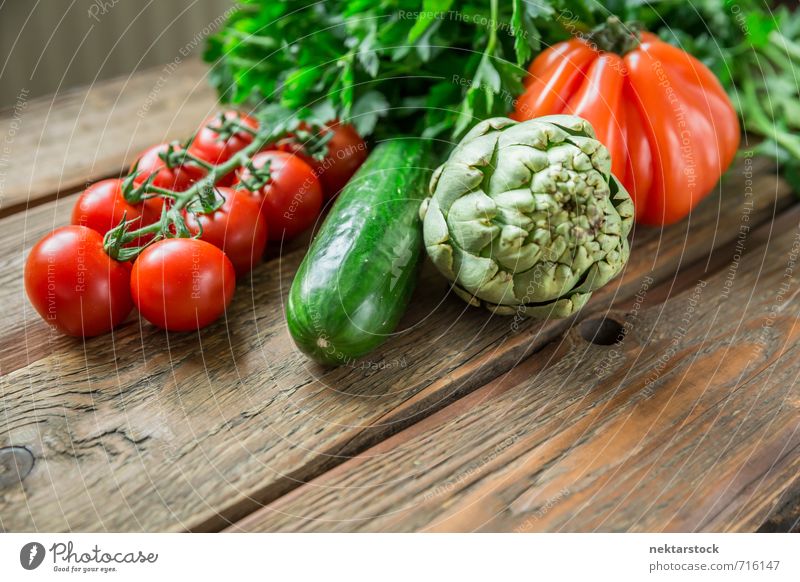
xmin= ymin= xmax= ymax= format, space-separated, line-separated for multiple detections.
xmin=229 ymin=204 xmax=800 ymax=533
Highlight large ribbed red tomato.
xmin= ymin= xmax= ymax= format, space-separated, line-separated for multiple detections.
xmin=513 ymin=31 xmax=740 ymax=225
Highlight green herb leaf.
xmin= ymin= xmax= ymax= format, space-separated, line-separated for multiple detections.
xmin=511 ymin=0 xmax=531 ymax=65
xmin=349 ymin=91 xmax=390 ymax=136
xmin=408 ymin=0 xmax=455 ymax=43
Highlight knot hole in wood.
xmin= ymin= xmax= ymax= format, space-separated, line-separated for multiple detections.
xmin=0 ymin=446 xmax=35 ymax=489
xmin=579 ymin=317 xmax=626 ymax=346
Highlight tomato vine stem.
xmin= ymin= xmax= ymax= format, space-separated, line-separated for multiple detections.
xmin=103 ymin=108 xmax=331 ymax=261
xmin=587 ymin=17 xmax=641 ymax=56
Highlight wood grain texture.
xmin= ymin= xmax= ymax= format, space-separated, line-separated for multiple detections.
xmin=757 ymin=477 xmax=800 ymax=532
xmin=230 ymin=207 xmax=800 ymax=532
xmin=0 ymin=59 xmax=217 ymax=215
xmin=0 ymin=154 xmax=790 ymax=532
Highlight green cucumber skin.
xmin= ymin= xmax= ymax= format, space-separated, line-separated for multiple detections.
xmin=286 ymin=139 xmax=432 ymax=366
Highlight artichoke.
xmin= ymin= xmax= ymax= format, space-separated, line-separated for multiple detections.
xmin=419 ymin=115 xmax=634 ymax=318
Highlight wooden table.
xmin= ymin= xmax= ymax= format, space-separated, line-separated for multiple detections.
xmin=1 ymin=60 xmax=798 ymax=533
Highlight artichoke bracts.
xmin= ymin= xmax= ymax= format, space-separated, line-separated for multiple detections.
xmin=419 ymin=115 xmax=634 ymax=318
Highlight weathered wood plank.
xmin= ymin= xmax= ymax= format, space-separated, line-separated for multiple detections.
xmin=0 ymin=59 xmax=216 ymax=215
xmin=230 ymin=206 xmax=800 ymax=532
xmin=0 ymin=157 xmax=791 ymax=531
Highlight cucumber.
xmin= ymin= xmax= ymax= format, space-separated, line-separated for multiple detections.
xmin=286 ymin=139 xmax=432 ymax=365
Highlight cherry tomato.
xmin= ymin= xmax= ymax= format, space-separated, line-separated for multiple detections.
xmin=189 ymin=111 xmax=258 ymax=186
xmin=131 ymin=238 xmax=236 ymax=332
xmin=25 ymin=226 xmax=133 ymax=337
xmin=71 ymin=179 xmax=161 ymax=245
xmin=275 ymin=122 xmax=367 ymax=199
xmin=311 ymin=123 xmax=368 ymax=198
xmin=132 ymin=143 xmax=206 ymax=192
xmin=236 ymin=151 xmax=322 ymax=240
xmin=184 ymin=187 xmax=268 ymax=276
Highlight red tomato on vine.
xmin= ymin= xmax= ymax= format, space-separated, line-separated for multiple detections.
xmin=130 ymin=238 xmax=235 ymax=332
xmin=132 ymin=143 xmax=207 ymax=193
xmin=273 ymin=122 xmax=368 ymax=199
xmin=189 ymin=111 xmax=259 ymax=186
xmin=236 ymin=150 xmax=323 ymax=241
xmin=71 ymin=179 xmax=160 ymax=245
xmin=25 ymin=226 xmax=133 ymax=337
xmin=184 ymin=187 xmax=268 ymax=276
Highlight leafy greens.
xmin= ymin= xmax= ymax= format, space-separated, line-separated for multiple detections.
xmin=205 ymin=0 xmax=800 ymax=177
